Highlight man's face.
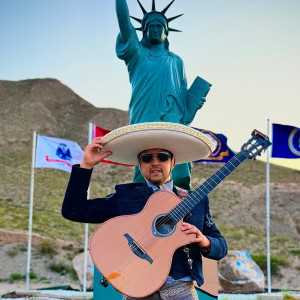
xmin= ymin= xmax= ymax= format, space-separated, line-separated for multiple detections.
xmin=138 ymin=148 xmax=175 ymax=185
xmin=146 ymin=20 xmax=167 ymax=45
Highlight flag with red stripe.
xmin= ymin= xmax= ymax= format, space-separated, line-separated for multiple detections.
xmin=93 ymin=125 xmax=134 ymax=167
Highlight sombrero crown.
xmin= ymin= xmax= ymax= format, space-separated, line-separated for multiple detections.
xmin=100 ymin=122 xmax=215 ymax=165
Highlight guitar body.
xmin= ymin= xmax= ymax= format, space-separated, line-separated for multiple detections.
xmin=89 ymin=191 xmax=193 ymax=298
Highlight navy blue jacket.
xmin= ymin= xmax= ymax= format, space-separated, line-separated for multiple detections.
xmin=62 ymin=165 xmax=227 ymax=287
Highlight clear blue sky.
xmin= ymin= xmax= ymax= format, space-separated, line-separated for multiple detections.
xmin=1 ymin=0 xmax=299 ymax=170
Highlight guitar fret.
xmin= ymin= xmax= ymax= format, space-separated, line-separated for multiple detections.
xmin=211 ymin=174 xmax=222 ymax=183
xmin=169 ymin=151 xmax=249 ymax=223
xmin=205 ymin=179 xmax=214 ymax=189
xmin=200 ymin=183 xmax=211 ymax=194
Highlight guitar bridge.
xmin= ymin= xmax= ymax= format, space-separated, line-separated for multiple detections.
xmin=124 ymin=233 xmax=153 ymax=264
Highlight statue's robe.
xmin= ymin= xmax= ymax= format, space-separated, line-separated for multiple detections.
xmin=116 ymin=26 xmax=209 ymax=189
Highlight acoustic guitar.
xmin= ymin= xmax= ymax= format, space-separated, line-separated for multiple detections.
xmin=89 ymin=130 xmax=271 ymax=298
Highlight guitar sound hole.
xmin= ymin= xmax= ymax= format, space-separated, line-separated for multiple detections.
xmin=155 ymin=216 xmax=175 ymax=235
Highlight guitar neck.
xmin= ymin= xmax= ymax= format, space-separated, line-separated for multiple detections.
xmin=169 ymin=151 xmax=248 ymax=224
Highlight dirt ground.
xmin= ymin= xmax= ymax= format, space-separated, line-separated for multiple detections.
xmin=0 ymin=229 xmax=299 ymax=296
xmin=0 ymin=230 xmax=81 ymax=295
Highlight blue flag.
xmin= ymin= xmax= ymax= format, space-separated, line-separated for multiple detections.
xmin=193 ymin=129 xmax=235 ymax=163
xmin=272 ymin=123 xmax=300 ymax=159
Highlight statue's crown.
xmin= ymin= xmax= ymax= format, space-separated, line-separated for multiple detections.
xmin=131 ymin=0 xmax=183 ymax=33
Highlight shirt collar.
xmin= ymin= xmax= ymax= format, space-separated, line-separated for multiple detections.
xmin=146 ymin=180 xmax=174 ymax=191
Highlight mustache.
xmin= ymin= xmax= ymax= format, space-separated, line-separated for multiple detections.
xmin=150 ymin=167 xmax=162 ymax=172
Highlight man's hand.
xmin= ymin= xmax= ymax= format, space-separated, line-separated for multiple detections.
xmin=80 ymin=138 xmax=112 ymax=169
xmin=181 ymin=222 xmax=211 ymax=249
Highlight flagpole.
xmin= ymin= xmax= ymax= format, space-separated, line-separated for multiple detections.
xmin=83 ymin=123 xmax=93 ymax=293
xmin=266 ymin=119 xmax=271 ymax=294
xmin=26 ymin=131 xmax=37 ymax=291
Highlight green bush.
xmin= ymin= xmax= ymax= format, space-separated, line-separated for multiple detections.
xmin=29 ymin=269 xmax=37 ymax=279
xmin=6 ymin=248 xmax=18 ymax=258
xmin=284 ymin=293 xmax=296 ymax=300
xmin=8 ymin=269 xmax=36 ymax=283
xmin=9 ymin=273 xmax=25 ymax=281
xmin=49 ymin=262 xmax=70 ymax=274
xmin=252 ymin=254 xmax=290 ymax=276
xmin=289 ymin=249 xmax=300 ymax=256
xmin=37 ymin=240 xmax=57 ymax=255
xmin=49 ymin=262 xmax=78 ymax=280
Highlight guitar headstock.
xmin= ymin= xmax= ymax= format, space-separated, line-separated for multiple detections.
xmin=241 ymin=129 xmax=272 ymax=159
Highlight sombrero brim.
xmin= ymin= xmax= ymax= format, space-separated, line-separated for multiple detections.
xmin=100 ymin=122 xmax=215 ymax=165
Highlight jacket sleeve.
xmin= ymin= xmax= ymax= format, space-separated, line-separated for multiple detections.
xmin=202 ymin=198 xmax=228 ymax=260
xmin=61 ymin=165 xmax=119 ymax=224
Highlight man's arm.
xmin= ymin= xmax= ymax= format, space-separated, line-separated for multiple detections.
xmin=116 ymin=0 xmax=132 ymax=43
xmin=61 ymin=138 xmax=116 ymax=223
xmin=62 ymin=165 xmax=119 ymax=223
xmin=201 ymin=200 xmax=227 ymax=260
xmin=181 ymin=198 xmax=227 ymax=260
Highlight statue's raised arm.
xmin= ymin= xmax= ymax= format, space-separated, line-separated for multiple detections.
xmin=115 ymin=0 xmax=132 ymax=43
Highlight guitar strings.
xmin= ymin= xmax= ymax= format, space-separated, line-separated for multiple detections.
xmin=136 ymin=151 xmax=247 ymax=249
xmin=132 ymin=151 xmax=248 ymax=252
xmin=141 ymin=151 xmax=249 ymax=250
xmin=116 ymin=148 xmax=255 ymax=291
xmin=150 ymin=151 xmax=246 ymax=231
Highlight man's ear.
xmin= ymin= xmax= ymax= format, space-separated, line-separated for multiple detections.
xmin=172 ymin=158 xmax=176 ymax=168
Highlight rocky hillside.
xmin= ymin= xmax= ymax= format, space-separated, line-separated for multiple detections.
xmin=0 ymin=79 xmax=299 ymax=291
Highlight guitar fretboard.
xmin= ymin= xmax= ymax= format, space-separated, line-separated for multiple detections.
xmin=169 ymin=151 xmax=248 ymax=224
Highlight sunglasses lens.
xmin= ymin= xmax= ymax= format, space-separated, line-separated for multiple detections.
xmin=139 ymin=152 xmax=172 ymax=163
xmin=140 ymin=154 xmax=153 ymax=163
xmin=157 ymin=152 xmax=170 ymax=161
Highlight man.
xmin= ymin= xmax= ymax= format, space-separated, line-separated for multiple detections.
xmin=115 ymin=0 xmax=212 ymax=189
xmin=62 ymin=123 xmax=227 ymax=299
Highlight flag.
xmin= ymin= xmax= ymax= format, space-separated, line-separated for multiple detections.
xmin=193 ymin=129 xmax=235 ymax=163
xmin=271 ymin=123 xmax=300 ymax=159
xmin=93 ymin=124 xmax=134 ymax=167
xmin=93 ymin=125 xmax=111 ymax=138
xmin=35 ymin=135 xmax=84 ymax=173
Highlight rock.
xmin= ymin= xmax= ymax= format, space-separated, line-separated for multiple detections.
xmin=72 ymin=252 xmax=94 ymax=290
xmin=218 ymin=250 xmax=265 ymax=293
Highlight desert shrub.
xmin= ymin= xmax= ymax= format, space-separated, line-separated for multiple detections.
xmin=252 ymin=254 xmax=290 ymax=276
xmin=29 ymin=269 xmax=37 ymax=279
xmin=49 ymin=262 xmax=70 ymax=274
xmin=49 ymin=262 xmax=78 ymax=280
xmin=284 ymin=293 xmax=296 ymax=300
xmin=6 ymin=248 xmax=18 ymax=258
xmin=289 ymin=249 xmax=300 ymax=256
xmin=9 ymin=273 xmax=25 ymax=281
xmin=37 ymin=240 xmax=57 ymax=255
xmin=8 ymin=269 xmax=36 ymax=283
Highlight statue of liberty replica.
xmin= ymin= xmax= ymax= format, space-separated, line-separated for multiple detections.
xmin=116 ymin=0 xmax=211 ymax=189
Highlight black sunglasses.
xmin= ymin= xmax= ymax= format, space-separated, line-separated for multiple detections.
xmin=138 ymin=152 xmax=173 ymax=163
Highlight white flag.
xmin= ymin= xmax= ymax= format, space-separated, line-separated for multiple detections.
xmin=35 ymin=135 xmax=83 ymax=173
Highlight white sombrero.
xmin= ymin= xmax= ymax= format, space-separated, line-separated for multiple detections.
xmin=100 ymin=122 xmax=215 ymax=164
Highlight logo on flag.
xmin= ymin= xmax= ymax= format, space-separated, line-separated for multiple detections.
xmin=193 ymin=129 xmax=235 ymax=163
xmin=272 ymin=123 xmax=300 ymax=158
xmin=56 ymin=143 xmax=72 ymax=160
xmin=35 ymin=135 xmax=84 ymax=173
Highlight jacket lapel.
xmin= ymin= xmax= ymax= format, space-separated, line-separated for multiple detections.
xmin=135 ymin=184 xmax=153 ymax=201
